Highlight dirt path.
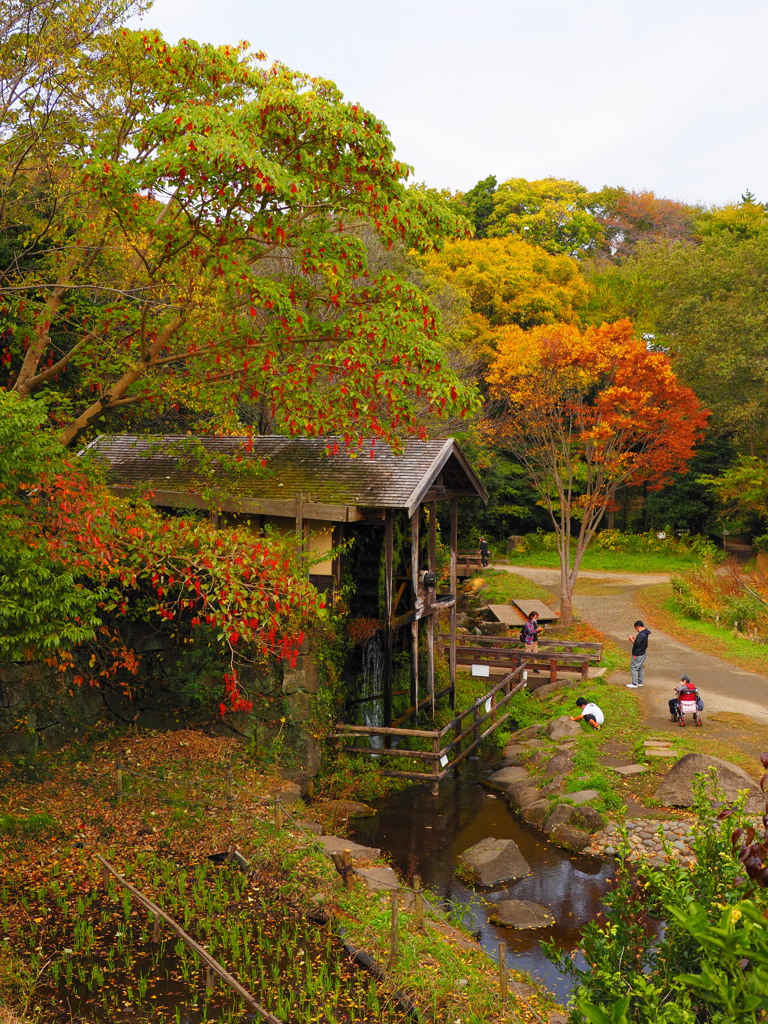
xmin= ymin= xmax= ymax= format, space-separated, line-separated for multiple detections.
xmin=496 ymin=564 xmax=768 ymax=744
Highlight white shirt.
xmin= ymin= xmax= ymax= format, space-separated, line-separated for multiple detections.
xmin=580 ymin=703 xmax=604 ymax=725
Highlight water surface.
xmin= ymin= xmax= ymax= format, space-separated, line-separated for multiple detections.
xmin=349 ymin=764 xmax=614 ymax=1001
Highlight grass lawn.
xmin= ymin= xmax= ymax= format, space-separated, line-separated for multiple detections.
xmin=637 ymin=582 xmax=768 ymax=677
xmin=501 ymin=547 xmax=703 ymax=575
xmin=471 ymin=568 xmax=554 ymax=604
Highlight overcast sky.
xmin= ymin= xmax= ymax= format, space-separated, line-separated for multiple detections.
xmin=129 ymin=0 xmax=768 ymax=208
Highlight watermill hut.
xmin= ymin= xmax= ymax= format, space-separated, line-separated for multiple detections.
xmin=88 ymin=435 xmax=489 ymax=732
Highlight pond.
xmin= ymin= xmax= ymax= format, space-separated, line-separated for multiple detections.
xmin=349 ymin=759 xmax=615 ymax=1002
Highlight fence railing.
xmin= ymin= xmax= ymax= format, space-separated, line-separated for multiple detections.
xmin=441 ymin=634 xmax=603 ymax=684
xmin=334 ymin=666 xmax=526 ymax=795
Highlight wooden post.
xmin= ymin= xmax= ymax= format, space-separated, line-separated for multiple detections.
xmin=274 ymin=796 xmax=283 ymax=829
xmin=432 ymin=734 xmax=441 ymax=797
xmin=389 ymin=891 xmax=399 ymax=966
xmin=449 ymin=496 xmax=458 ymax=710
xmin=427 ymin=500 xmax=436 ymax=718
xmin=413 ymin=875 xmax=424 ymax=930
xmin=410 ymin=509 xmax=420 ymax=715
xmin=116 ymin=755 xmax=124 ymax=807
xmin=383 ymin=511 xmax=394 ymax=733
xmin=498 ymin=941 xmax=507 ymax=999
xmin=225 ymin=764 xmax=234 ymax=805
xmin=550 ymin=658 xmax=557 ymax=685
xmin=206 ymin=964 xmax=215 ymax=992
xmin=341 ymin=849 xmax=354 ymax=891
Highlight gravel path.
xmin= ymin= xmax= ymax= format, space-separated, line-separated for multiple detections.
xmin=496 ymin=564 xmax=768 ymax=727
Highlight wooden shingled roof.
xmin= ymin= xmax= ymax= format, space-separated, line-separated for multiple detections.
xmin=85 ymin=435 xmax=488 ymax=521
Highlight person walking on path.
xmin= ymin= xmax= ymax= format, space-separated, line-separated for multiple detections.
xmin=570 ymin=696 xmax=604 ymax=730
xmin=627 ymin=619 xmax=651 ymax=688
xmin=479 ymin=537 xmax=489 ymax=567
xmin=521 ymin=610 xmax=543 ymax=653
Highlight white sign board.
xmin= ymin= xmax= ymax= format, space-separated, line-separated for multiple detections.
xmin=439 ymin=755 xmax=449 ymax=768
xmin=472 ymin=663 xmax=490 ymax=678
xmin=484 ymin=698 xmax=492 ymax=714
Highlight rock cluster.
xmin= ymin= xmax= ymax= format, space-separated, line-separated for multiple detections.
xmin=583 ymin=818 xmax=696 ymax=865
xmin=483 ymin=718 xmax=607 ymax=853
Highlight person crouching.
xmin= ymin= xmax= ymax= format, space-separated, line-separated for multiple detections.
xmin=570 ymin=696 xmax=604 ymax=730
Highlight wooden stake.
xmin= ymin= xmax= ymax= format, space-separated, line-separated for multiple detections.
xmin=498 ymin=941 xmax=507 ymax=999
xmin=206 ymin=964 xmax=214 ymax=991
xmin=413 ymin=875 xmax=424 ymax=929
xmin=225 ymin=764 xmax=234 ymax=805
xmin=274 ymin=796 xmax=283 ymax=828
xmin=116 ymin=755 xmax=123 ymax=807
xmin=341 ymin=849 xmax=354 ymax=890
xmin=389 ymin=891 xmax=399 ymax=966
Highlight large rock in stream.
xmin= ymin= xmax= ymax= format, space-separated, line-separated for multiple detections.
xmin=489 ymin=899 xmax=555 ymax=929
xmin=456 ymin=838 xmax=531 ymax=887
xmin=653 ymin=753 xmax=763 ymax=813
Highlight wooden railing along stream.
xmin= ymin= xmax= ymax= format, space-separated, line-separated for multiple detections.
xmin=334 ymin=666 xmax=527 ymax=796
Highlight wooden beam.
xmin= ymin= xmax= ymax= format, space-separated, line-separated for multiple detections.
xmin=411 ymin=508 xmax=420 ymax=714
xmin=384 ymin=511 xmax=394 ymax=730
xmin=428 ymin=500 xmax=437 ymax=717
xmin=118 ymin=488 xmax=365 ymax=523
xmin=450 ymin=495 xmax=458 ymax=710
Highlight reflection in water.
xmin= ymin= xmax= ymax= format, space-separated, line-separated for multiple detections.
xmin=349 ymin=763 xmax=614 ymax=1001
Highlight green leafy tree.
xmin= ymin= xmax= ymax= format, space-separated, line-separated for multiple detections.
xmin=487 ymin=176 xmax=603 ymax=256
xmin=458 ymin=174 xmax=497 ymax=238
xmin=0 ymin=27 xmax=477 ymax=447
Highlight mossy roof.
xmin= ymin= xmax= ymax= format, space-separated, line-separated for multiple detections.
xmin=86 ymin=435 xmax=488 ymax=518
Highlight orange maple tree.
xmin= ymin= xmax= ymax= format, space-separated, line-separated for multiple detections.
xmin=486 ymin=319 xmax=708 ymax=624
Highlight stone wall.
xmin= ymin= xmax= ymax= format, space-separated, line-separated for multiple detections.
xmin=0 ymin=639 xmax=322 ymax=774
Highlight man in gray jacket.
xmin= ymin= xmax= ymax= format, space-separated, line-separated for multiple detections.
xmin=626 ymin=620 xmax=651 ymax=688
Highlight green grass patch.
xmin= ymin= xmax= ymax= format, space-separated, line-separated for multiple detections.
xmin=0 ymin=810 xmax=58 ymax=837
xmin=470 ymin=568 xmax=554 ymax=604
xmin=637 ymin=583 xmax=768 ymax=677
xmin=505 ymin=547 xmax=702 ymax=574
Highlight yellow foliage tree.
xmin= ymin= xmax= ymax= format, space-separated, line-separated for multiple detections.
xmin=417 ymin=235 xmax=589 ymax=363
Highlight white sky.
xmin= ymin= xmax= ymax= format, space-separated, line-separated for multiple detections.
xmin=129 ymin=0 xmax=768 ymax=208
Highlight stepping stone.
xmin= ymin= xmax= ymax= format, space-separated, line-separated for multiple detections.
xmin=646 ymin=749 xmax=677 ymax=757
xmin=489 ymin=899 xmax=555 ymax=930
xmin=644 ymin=739 xmax=674 ymax=747
xmin=316 ymin=836 xmax=381 ymax=863
xmin=485 ymin=766 xmax=530 ymax=791
xmin=568 ymin=789 xmax=600 ymax=804
xmin=611 ymin=764 xmax=648 ymax=776
xmin=354 ymin=866 xmax=399 ymax=892
xmin=456 ymin=838 xmax=531 ymax=887
xmin=312 ymin=799 xmax=377 ymax=818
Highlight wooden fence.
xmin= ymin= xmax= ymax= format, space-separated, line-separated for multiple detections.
xmin=443 ymin=633 xmax=603 ymax=684
xmin=334 ymin=666 xmax=526 ymax=796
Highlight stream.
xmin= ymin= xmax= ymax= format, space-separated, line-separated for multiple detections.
xmin=349 ymin=759 xmax=615 ymax=1002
